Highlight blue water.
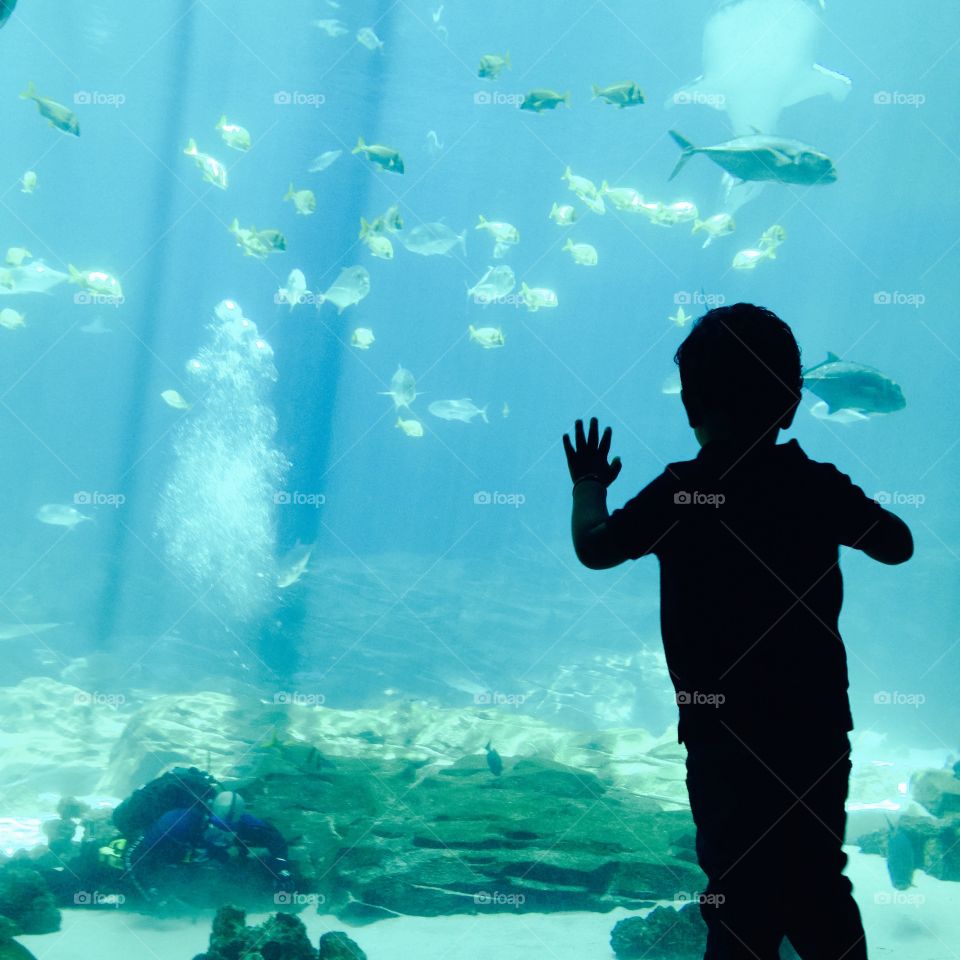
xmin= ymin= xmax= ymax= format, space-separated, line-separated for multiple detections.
xmin=1 ymin=0 xmax=959 ymax=948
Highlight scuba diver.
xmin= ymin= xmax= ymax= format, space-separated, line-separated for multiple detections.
xmin=101 ymin=777 xmax=294 ymax=907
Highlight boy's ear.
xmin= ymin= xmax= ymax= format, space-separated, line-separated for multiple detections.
xmin=777 ymin=395 xmax=801 ymax=430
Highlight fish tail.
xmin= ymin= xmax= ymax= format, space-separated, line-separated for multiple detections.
xmin=352 ymin=135 xmax=366 ymax=155
xmin=562 ymin=238 xmax=573 ymax=251
xmin=592 ymin=85 xmax=600 ymax=99
xmin=692 ymin=219 xmax=704 ymax=233
xmin=216 ymin=115 xmax=227 ymax=129
xmin=485 ymin=741 xmax=491 ymax=751
xmin=475 ymin=214 xmax=486 ymax=229
xmin=184 ymin=138 xmax=198 ymax=157
xmin=563 ymin=91 xmax=571 ymax=107
xmin=20 ymin=81 xmax=37 ymax=101
xmin=284 ymin=182 xmax=294 ymax=200
xmin=67 ymin=264 xmax=82 ymax=284
xmin=562 ymin=166 xmax=571 ymax=181
xmin=480 ymin=405 xmax=489 ymax=423
xmin=504 ymin=50 xmax=511 ymax=69
xmin=668 ymin=130 xmax=696 ymax=181
xmin=359 ymin=217 xmax=370 ymax=238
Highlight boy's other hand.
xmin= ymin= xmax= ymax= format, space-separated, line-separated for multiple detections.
xmin=563 ymin=417 xmax=622 ymax=486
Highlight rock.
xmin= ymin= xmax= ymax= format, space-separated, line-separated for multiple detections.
xmin=196 ymin=904 xmax=317 ymax=960
xmin=910 ymin=768 xmax=960 ymax=818
xmin=319 ymin=931 xmax=367 ymax=960
xmin=858 ymin=813 xmax=960 ymax=883
xmin=0 ymin=939 xmax=39 ymax=960
xmin=0 ymin=863 xmax=60 ymax=935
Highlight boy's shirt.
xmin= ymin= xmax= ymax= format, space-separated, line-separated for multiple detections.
xmin=605 ymin=439 xmax=888 ymax=745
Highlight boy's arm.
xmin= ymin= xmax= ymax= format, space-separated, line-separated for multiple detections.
xmin=571 ymin=480 xmax=629 ymax=570
xmin=850 ymin=508 xmax=913 ymax=565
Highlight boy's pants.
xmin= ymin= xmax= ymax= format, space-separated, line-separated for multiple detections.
xmin=685 ymin=730 xmax=868 ymax=960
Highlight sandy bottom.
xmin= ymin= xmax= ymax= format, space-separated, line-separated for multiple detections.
xmin=17 ymin=850 xmax=958 ymax=960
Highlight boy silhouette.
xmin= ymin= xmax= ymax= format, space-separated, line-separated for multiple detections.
xmin=563 ymin=304 xmax=912 ymax=960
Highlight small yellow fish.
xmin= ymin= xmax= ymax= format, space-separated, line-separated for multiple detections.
xmin=216 ymin=115 xmax=251 ymax=151
xmin=20 ymin=81 xmax=80 ymax=136
xmin=692 ymin=213 xmax=735 ymax=248
xmin=592 ymin=81 xmax=645 ymax=108
xmin=549 ymin=202 xmax=577 ymax=226
xmin=478 ymin=51 xmax=511 ymax=79
xmin=160 ymin=389 xmax=190 ymax=410
xmin=732 ymin=247 xmax=776 ymax=270
xmin=396 ymin=416 xmax=424 ymax=438
xmin=0 ymin=308 xmax=26 ymax=330
xmin=668 ymin=307 xmax=692 ymax=328
xmin=468 ymin=324 xmax=505 ymax=349
xmin=21 ymin=171 xmax=38 ymax=194
xmin=563 ymin=239 xmax=598 ymax=266
xmin=521 ymin=89 xmax=570 ymax=112
xmin=600 ymin=182 xmax=642 ymax=212
xmin=284 ymin=183 xmax=316 ymax=215
xmin=351 ymin=327 xmax=375 ymax=349
xmin=5 ymin=247 xmax=32 ymax=267
xmin=184 ymin=138 xmax=228 ymax=189
xmin=68 ymin=266 xmax=123 ymax=299
xmin=759 ymin=224 xmax=787 ymax=250
xmin=520 ymin=281 xmax=559 ymax=312
xmin=352 ymin=136 xmax=404 ymax=174
xmin=476 ymin=215 xmax=519 ymax=245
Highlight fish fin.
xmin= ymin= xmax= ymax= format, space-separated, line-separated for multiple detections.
xmin=600 ymin=180 xmax=610 ymax=193
xmin=480 ymin=405 xmax=489 ymax=423
xmin=782 ymin=62 xmax=853 ymax=110
xmin=485 ymin=741 xmax=491 ymax=751
xmin=20 ymin=81 xmax=37 ymax=100
xmin=692 ymin=219 xmax=703 ymax=233
xmin=504 ymin=50 xmax=511 ymax=68
xmin=352 ymin=135 xmax=366 ymax=155
xmin=826 ymin=351 xmax=841 ymax=362
xmin=284 ymin=182 xmax=295 ymax=200
xmin=476 ymin=214 xmax=486 ymax=228
xmin=562 ymin=238 xmax=573 ymax=251
xmin=216 ymin=115 xmax=227 ymax=129
xmin=563 ymin=91 xmax=571 ymax=106
xmin=549 ymin=202 xmax=558 ymax=217
xmin=562 ymin=166 xmax=571 ymax=181
xmin=184 ymin=138 xmax=198 ymax=156
xmin=668 ymin=130 xmax=696 ymax=181
xmin=67 ymin=264 xmax=82 ymax=284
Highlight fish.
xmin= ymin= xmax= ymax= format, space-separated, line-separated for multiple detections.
xmin=732 ymin=247 xmax=776 ymax=269
xmin=317 ymin=266 xmax=370 ymax=313
xmin=561 ymin=167 xmax=605 ymax=214
xmin=277 ymin=540 xmax=313 ymax=588
xmin=160 ymin=389 xmax=190 ymax=410
xmin=802 ymin=353 xmax=906 ymax=415
xmin=284 ymin=183 xmax=316 ymax=216
xmin=662 ymin=372 xmax=683 ymax=395
xmin=428 ymin=399 xmax=488 ymax=424
xmin=549 ymin=203 xmax=577 ymax=226
xmin=886 ymin=817 xmax=916 ymax=890
xmin=600 ymin=183 xmax=642 ymax=212
xmin=278 ymin=269 xmax=308 ymax=310
xmin=309 ymin=149 xmax=342 ymax=173
xmin=5 ymin=247 xmax=31 ymax=267
xmin=467 ymin=265 xmax=515 ymax=304
xmin=311 ymin=18 xmax=349 ymax=37
xmin=352 ymin=136 xmax=404 ymax=174
xmin=351 ymin=328 xmax=375 ymax=350
xmin=485 ymin=741 xmax=503 ymax=776
xmin=668 ymin=307 xmax=693 ymax=328
xmin=0 ymin=260 xmax=69 ymax=295
xmin=809 ymin=401 xmax=869 ymax=424
xmin=20 ymin=81 xmax=80 ymax=136
xmin=380 ymin=204 xmax=404 ymax=232
xmin=476 ymin=215 xmax=519 ymax=247
xmin=669 ymin=130 xmax=837 ymax=185
xmin=216 ymin=116 xmax=251 ymax=151
xmin=380 ymin=365 xmax=419 ymax=409
xmin=520 ymin=282 xmax=559 ymax=312
xmin=563 ymin=239 xmax=598 ymax=266
xmin=401 ymin=222 xmax=465 ymax=257
xmin=228 ymin=220 xmax=286 ymax=259
xmin=478 ymin=51 xmax=511 ymax=79
xmin=396 ymin=417 xmax=424 ymax=438
xmin=0 ymin=622 xmax=60 ymax=641
xmin=0 ymin=0 xmax=17 ymax=30
xmin=692 ymin=213 xmax=736 ymax=247
xmin=36 ymin=504 xmax=91 ymax=528
xmin=521 ymin=89 xmax=570 ymax=112
xmin=68 ymin=266 xmax=123 ymax=299
xmin=357 ymin=27 xmax=384 ymax=51
xmin=468 ymin=324 xmax=505 ymax=349
xmin=592 ymin=81 xmax=645 ymax=108
xmin=759 ymin=224 xmax=787 ymax=251
xmin=359 ymin=219 xmax=394 ymax=259
xmin=0 ymin=308 xmax=26 ymax=329
xmin=652 ymin=200 xmax=699 ymax=225
xmin=184 ymin=138 xmax=228 ymax=189
xmin=670 ymin=0 xmax=851 ymax=136
xmin=21 ymin=170 xmax=38 ymax=194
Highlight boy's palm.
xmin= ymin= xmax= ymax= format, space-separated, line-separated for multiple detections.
xmin=563 ymin=417 xmax=622 ymax=486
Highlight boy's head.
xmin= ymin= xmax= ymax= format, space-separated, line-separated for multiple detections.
xmin=674 ymin=303 xmax=802 ymax=446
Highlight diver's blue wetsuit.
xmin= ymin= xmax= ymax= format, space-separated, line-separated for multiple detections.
xmin=127 ymin=806 xmax=289 ymax=892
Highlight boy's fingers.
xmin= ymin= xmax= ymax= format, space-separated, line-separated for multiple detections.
xmin=574 ymin=419 xmax=585 ymax=448
xmin=587 ymin=417 xmax=598 ymax=449
xmin=599 ymin=426 xmax=612 ymax=458
xmin=562 ymin=433 xmax=574 ymax=460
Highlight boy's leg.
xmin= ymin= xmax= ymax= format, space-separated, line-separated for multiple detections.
xmin=686 ymin=737 xmax=788 ymax=960
xmin=779 ymin=736 xmax=868 ymax=960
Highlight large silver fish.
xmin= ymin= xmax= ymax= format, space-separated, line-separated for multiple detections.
xmin=802 ymin=353 xmax=906 ymax=415
xmin=669 ymin=130 xmax=837 ymax=185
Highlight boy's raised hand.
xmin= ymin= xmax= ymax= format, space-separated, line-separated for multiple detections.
xmin=563 ymin=417 xmax=622 ymax=486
